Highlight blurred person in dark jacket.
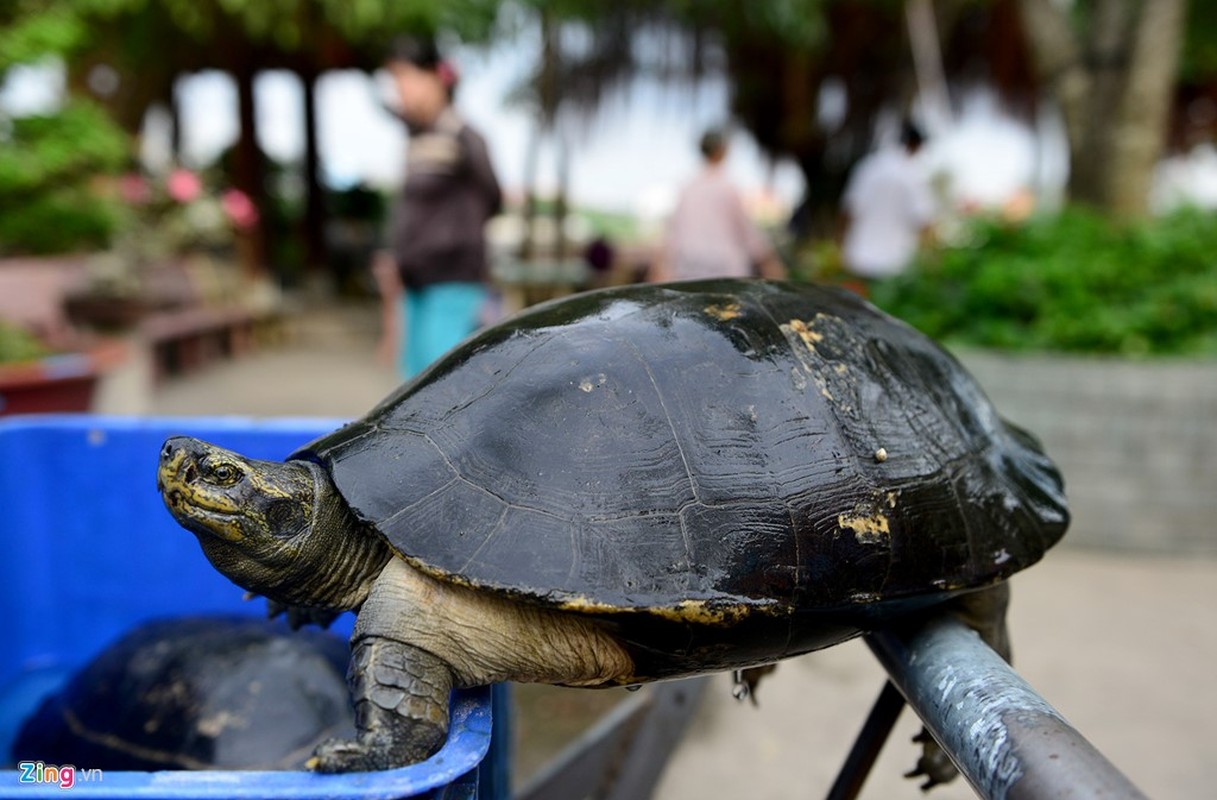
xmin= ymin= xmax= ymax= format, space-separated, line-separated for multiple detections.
xmin=381 ymin=36 xmax=502 ymax=378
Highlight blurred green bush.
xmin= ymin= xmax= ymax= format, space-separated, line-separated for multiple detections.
xmin=870 ymin=208 xmax=1217 ymax=356
xmin=0 ymin=319 xmax=51 ymax=364
xmin=0 ymin=99 xmax=128 ymax=255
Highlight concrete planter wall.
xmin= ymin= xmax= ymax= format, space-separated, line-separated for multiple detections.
xmin=957 ymin=351 xmax=1216 ymax=556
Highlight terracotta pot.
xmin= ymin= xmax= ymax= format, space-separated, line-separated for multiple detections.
xmin=0 ymin=340 xmax=125 ymax=416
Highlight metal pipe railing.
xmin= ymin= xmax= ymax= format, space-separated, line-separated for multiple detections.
xmin=865 ymin=616 xmax=1147 ymax=800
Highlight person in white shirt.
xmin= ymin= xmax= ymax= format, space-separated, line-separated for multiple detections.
xmin=840 ymin=121 xmax=935 ymax=282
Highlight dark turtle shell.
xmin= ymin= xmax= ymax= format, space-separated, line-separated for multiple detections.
xmin=297 ymin=280 xmax=1067 ymax=674
xmin=12 ymin=617 xmax=354 ymax=770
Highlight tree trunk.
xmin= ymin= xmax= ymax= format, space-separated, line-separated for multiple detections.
xmin=520 ymin=124 xmax=542 ymax=261
xmin=1072 ymin=0 xmax=1134 ymax=206
xmin=233 ymin=58 xmax=267 ymax=275
xmin=1018 ymin=0 xmax=1186 ymax=217
xmin=301 ymin=66 xmax=327 ymax=277
xmin=168 ymin=78 xmax=183 ymax=164
xmin=521 ymin=8 xmax=560 ymax=262
xmin=1108 ymin=0 xmax=1186 ymax=215
xmin=554 ymin=134 xmax=569 ymax=261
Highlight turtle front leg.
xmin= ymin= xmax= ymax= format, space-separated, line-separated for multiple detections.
xmin=946 ymin=580 xmax=1011 ymax=661
xmin=309 ymin=636 xmax=452 ymax=772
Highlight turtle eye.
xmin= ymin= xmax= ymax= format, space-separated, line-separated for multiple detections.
xmin=206 ymin=461 xmax=241 ymax=486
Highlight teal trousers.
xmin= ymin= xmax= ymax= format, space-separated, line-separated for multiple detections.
xmin=400 ymin=283 xmax=487 ymax=379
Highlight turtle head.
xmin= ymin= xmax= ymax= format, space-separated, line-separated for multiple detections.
xmin=157 ymin=436 xmax=376 ymax=609
xmin=158 ymin=436 xmax=315 ymax=546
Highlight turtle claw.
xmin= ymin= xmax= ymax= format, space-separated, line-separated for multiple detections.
xmin=308 ymin=736 xmax=388 ymax=773
xmin=731 ymin=664 xmax=777 ymax=706
xmin=266 ymin=600 xmax=341 ymax=629
xmin=905 ymin=728 xmax=958 ymax=791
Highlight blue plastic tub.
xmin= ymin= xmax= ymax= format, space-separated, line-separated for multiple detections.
xmin=0 ymin=416 xmax=498 ymax=799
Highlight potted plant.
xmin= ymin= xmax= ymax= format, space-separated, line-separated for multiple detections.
xmin=63 ymin=168 xmax=259 ymax=331
xmin=0 ymin=321 xmax=124 ymax=415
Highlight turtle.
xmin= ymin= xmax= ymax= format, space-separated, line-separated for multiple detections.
xmin=11 ymin=616 xmax=354 ymax=771
xmin=157 ymin=279 xmax=1067 ymax=777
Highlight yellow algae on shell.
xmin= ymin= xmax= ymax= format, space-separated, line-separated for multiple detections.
xmin=783 ymin=318 xmax=824 ymax=351
xmin=411 ymin=568 xmax=766 ymax=626
xmin=837 ymin=492 xmax=898 ymax=545
xmin=779 ymin=314 xmax=861 ymax=409
xmin=704 ymin=302 xmax=743 ymax=321
xmin=556 ymin=595 xmax=760 ymax=625
xmin=648 ymin=599 xmax=753 ymax=625
xmin=838 ymin=512 xmax=891 ymax=545
xmin=557 ymin=595 xmax=624 ymax=615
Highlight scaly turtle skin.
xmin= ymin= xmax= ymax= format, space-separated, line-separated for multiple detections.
xmin=157 ymin=279 xmax=1067 ymax=777
xmin=12 ymin=617 xmax=354 ymax=771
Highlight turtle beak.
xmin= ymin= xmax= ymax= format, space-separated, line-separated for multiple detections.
xmin=158 ymin=436 xmax=200 ymax=502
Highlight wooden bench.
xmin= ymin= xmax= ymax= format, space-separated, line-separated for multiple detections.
xmin=140 ymin=305 xmax=261 ymax=382
xmin=132 ymin=259 xmax=283 ymax=383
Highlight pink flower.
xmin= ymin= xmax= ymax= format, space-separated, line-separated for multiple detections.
xmin=221 ymin=189 xmax=259 ymax=230
xmin=166 ymin=169 xmax=203 ymax=203
xmin=119 ymin=173 xmax=151 ymax=205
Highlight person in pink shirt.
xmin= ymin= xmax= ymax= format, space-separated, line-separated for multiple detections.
xmin=651 ymin=129 xmax=785 ymax=282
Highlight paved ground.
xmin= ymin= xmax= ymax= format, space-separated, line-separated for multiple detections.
xmin=93 ymin=303 xmax=1217 ymax=798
